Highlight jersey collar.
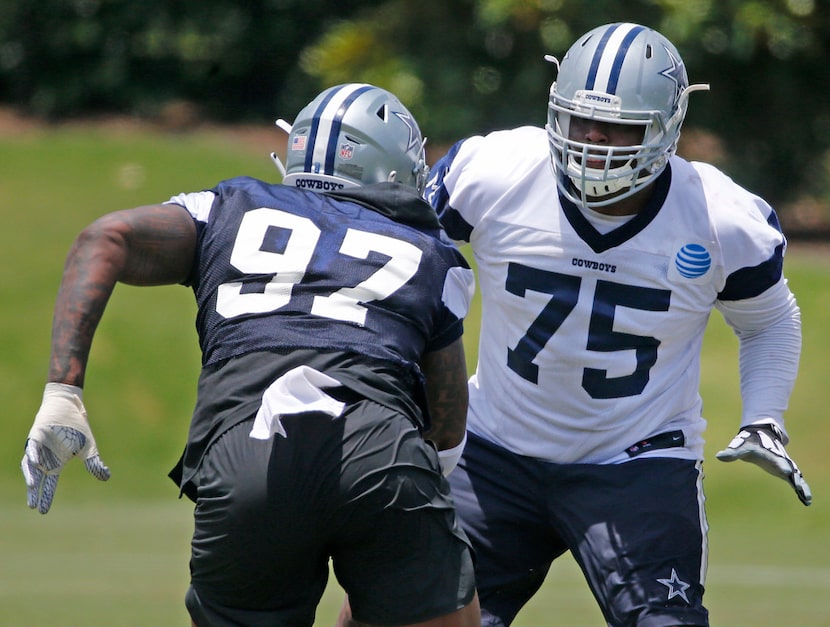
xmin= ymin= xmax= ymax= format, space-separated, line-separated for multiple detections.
xmin=560 ymin=164 xmax=672 ymax=253
xmin=325 ymin=182 xmax=441 ymax=229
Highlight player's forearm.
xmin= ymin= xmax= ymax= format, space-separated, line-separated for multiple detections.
xmin=47 ymin=206 xmax=196 ymax=387
xmin=421 ymin=338 xmax=469 ymax=450
xmin=737 ymin=310 xmax=801 ymax=434
xmin=48 ymin=221 xmax=128 ymax=387
xmin=717 ymin=279 xmax=802 ymax=432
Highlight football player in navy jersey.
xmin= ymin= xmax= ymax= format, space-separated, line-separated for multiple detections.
xmin=425 ymin=23 xmax=810 ymax=626
xmin=21 ymin=83 xmax=480 ymax=627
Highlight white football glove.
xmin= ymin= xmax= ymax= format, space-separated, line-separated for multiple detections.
xmin=716 ymin=422 xmax=811 ymax=506
xmin=22 ymin=383 xmax=111 ymax=514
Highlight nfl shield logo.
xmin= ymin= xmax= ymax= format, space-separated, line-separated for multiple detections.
xmin=339 ymin=143 xmax=354 ymax=160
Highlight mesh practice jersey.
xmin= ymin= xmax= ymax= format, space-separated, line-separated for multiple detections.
xmin=164 ymin=178 xmax=475 ymax=494
xmin=169 ymin=177 xmax=474 ymax=369
xmin=427 ymin=126 xmax=800 ymax=464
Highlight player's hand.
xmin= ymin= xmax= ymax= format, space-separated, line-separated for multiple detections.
xmin=716 ymin=423 xmax=811 ymax=506
xmin=22 ymin=383 xmax=111 ymax=514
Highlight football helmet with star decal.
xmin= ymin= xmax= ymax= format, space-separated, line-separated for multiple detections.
xmin=546 ymin=23 xmax=709 ymax=208
xmin=273 ymin=83 xmax=429 ymax=193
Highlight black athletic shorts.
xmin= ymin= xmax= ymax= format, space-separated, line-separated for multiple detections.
xmin=450 ymin=432 xmax=709 ymax=627
xmin=185 ymin=398 xmax=475 ymax=626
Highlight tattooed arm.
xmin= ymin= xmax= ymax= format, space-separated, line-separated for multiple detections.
xmin=420 ymin=337 xmax=469 ymax=451
xmin=49 ymin=204 xmax=197 ymax=387
xmin=22 ymin=204 xmax=196 ymax=513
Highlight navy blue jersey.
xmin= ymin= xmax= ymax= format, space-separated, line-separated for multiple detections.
xmin=170 ymin=177 xmax=473 ymax=368
xmin=166 ymin=178 xmax=474 ymax=497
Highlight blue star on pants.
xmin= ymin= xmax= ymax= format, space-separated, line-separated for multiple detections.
xmin=657 ymin=568 xmax=691 ymax=604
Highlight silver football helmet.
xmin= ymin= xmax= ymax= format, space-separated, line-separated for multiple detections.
xmin=546 ymin=23 xmax=709 ymax=208
xmin=272 ymin=83 xmax=429 ymax=194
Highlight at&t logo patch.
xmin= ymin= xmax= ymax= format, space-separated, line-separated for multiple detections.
xmin=674 ymin=243 xmax=711 ymax=279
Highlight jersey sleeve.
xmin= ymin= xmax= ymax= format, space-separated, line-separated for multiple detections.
xmin=426 ymin=137 xmax=479 ymax=243
xmin=716 ymin=205 xmax=785 ymax=301
xmin=426 ymin=127 xmax=550 ymax=244
xmin=698 ymin=162 xmax=802 ymax=433
xmin=165 ymin=190 xmax=217 ymax=223
xmin=692 ymin=161 xmax=786 ymax=301
xmin=426 ymin=262 xmax=475 ymax=352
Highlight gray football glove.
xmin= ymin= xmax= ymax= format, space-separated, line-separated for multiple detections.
xmin=22 ymin=383 xmax=111 ymax=514
xmin=716 ymin=423 xmax=811 ymax=506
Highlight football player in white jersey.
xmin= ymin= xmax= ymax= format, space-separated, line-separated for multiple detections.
xmin=21 ymin=83 xmax=480 ymax=626
xmin=426 ymin=22 xmax=811 ymax=627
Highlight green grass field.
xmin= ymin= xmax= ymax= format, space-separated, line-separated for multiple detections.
xmin=1 ymin=124 xmax=829 ymax=625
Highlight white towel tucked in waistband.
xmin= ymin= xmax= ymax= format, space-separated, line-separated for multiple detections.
xmin=249 ymin=365 xmax=345 ymax=440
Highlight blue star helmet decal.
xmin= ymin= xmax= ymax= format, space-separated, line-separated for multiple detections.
xmin=659 ymin=46 xmax=688 ymax=103
xmin=392 ymin=110 xmax=420 ymax=152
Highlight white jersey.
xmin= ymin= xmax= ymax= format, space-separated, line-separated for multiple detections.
xmin=427 ymin=126 xmax=801 ymax=463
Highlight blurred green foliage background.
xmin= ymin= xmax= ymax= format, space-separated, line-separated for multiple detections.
xmin=1 ymin=0 xmax=829 ymax=225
